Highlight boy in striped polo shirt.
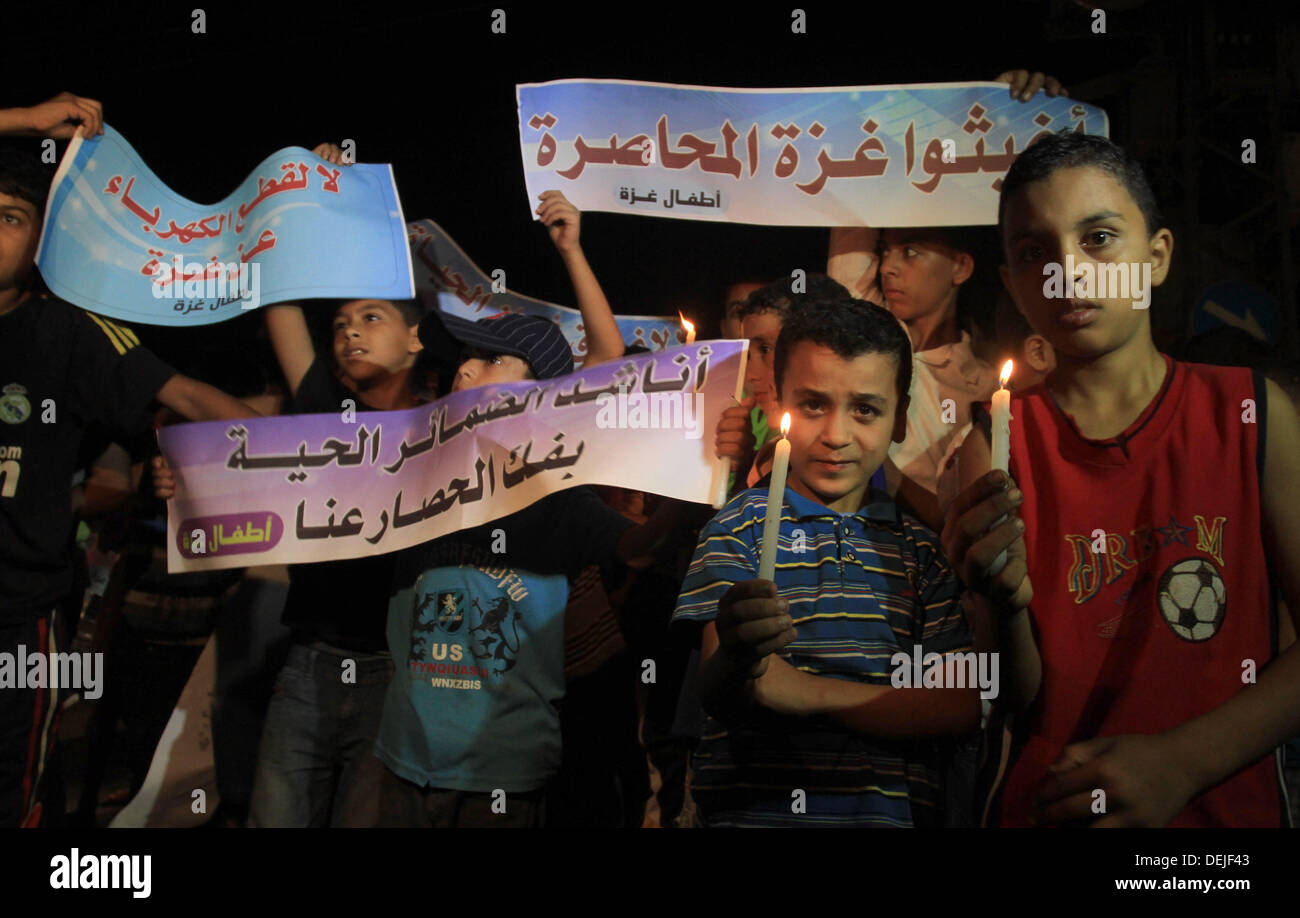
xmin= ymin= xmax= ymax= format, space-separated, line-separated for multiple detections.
xmin=673 ymin=294 xmax=982 ymax=827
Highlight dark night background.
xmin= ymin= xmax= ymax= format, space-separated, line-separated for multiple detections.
xmin=7 ymin=0 xmax=1299 ymax=388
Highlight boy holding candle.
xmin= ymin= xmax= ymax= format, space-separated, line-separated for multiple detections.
xmin=945 ymin=130 xmax=1300 ymax=826
xmin=827 ymin=71 xmax=1068 ymax=531
xmin=935 ymin=296 xmax=1055 ymax=516
xmin=675 ymin=293 xmax=981 ymax=827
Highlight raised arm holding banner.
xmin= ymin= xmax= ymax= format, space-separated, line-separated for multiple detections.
xmin=37 ymin=125 xmax=414 ymax=324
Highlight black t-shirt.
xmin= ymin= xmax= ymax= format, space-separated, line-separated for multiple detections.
xmin=280 ymin=358 xmax=398 ymax=651
xmin=0 ymin=296 xmax=176 ymax=622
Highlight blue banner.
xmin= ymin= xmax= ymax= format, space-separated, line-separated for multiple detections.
xmin=37 ymin=125 xmax=413 ymax=325
xmin=517 ymin=79 xmax=1108 ymax=227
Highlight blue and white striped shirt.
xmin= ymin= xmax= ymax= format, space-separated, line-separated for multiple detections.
xmin=673 ymin=485 xmax=970 ymax=827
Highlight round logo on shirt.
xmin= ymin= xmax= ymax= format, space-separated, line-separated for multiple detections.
xmin=0 ymin=384 xmax=31 ymax=425
xmin=1157 ymin=557 xmax=1226 ymax=642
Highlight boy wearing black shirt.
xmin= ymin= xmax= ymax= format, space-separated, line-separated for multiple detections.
xmin=243 ymin=301 xmax=425 ymax=826
xmin=0 ymin=107 xmax=258 ymax=826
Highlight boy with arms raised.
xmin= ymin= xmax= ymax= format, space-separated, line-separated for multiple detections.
xmin=676 ymin=294 xmax=980 ymax=827
xmin=0 ymin=98 xmax=258 ymax=826
xmin=243 ymin=291 xmax=431 ymax=827
xmin=154 ymin=141 xmax=439 ymax=827
xmin=946 ymin=131 xmax=1300 ymax=826
xmin=155 ymin=143 xmax=627 ymax=825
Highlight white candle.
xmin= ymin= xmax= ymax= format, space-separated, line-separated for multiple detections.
xmin=989 ymin=360 xmax=1014 ymax=575
xmin=712 ymin=336 xmax=751 ymax=508
xmin=712 ymin=454 xmax=733 ymax=510
xmin=679 ymin=311 xmax=696 ymax=344
xmin=757 ymin=413 xmax=791 ymax=582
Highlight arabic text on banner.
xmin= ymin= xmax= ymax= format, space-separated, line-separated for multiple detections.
xmin=517 ymin=79 xmax=1109 ymax=228
xmin=409 ymin=218 xmax=688 ymax=359
xmin=161 ymin=341 xmax=744 ymax=572
xmin=37 ymin=125 xmax=414 ymax=325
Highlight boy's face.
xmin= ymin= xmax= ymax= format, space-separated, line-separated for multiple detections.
xmin=452 ymin=350 xmax=532 ymax=392
xmin=1000 ymin=166 xmax=1172 ymax=361
xmin=779 ymin=341 xmax=907 ymax=514
xmin=0 ymin=192 xmax=41 ymax=308
xmin=332 ymin=299 xmax=423 ymax=385
xmin=742 ymin=309 xmax=782 ymax=417
xmin=878 ymin=230 xmax=971 ymax=327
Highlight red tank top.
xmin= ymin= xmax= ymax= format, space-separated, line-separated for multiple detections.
xmin=992 ymin=356 xmax=1282 ymax=827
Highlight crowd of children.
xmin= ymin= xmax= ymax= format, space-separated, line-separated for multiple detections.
xmin=3 ymin=70 xmax=1299 ymax=828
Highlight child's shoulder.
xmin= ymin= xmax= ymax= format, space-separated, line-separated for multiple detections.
xmin=1175 ymin=356 xmax=1256 ymax=389
xmin=706 ymin=488 xmax=769 ymax=533
xmin=1169 ymin=357 xmax=1261 ymax=422
xmin=13 ymin=293 xmax=80 ymax=335
xmin=722 ymin=486 xmax=768 ymax=513
xmin=62 ymin=299 xmax=145 ymax=355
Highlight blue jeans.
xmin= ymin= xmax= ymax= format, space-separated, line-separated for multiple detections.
xmin=247 ymin=642 xmax=393 ymax=827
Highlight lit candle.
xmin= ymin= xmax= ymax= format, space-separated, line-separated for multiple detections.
xmin=679 ymin=311 xmax=696 ymax=344
xmin=990 ymin=359 xmax=1013 ymax=473
xmin=757 ymin=412 xmax=792 ymax=582
xmin=989 ymin=360 xmax=1013 ymax=575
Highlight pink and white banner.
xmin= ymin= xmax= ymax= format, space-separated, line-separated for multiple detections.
xmin=161 ymin=342 xmax=745 ymax=572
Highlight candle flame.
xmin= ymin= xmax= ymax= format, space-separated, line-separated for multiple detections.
xmin=678 ymin=312 xmax=695 ymax=336
xmin=780 ymin=412 xmax=791 ymax=436
xmin=999 ymin=359 xmax=1014 ymax=388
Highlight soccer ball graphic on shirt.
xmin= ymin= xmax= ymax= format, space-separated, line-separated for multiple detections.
xmin=1157 ymin=558 xmax=1226 ymax=642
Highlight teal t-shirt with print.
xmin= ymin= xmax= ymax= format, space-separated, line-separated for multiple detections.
xmin=374 ymin=486 xmax=635 ymax=794
xmin=379 ymin=563 xmax=569 ymax=793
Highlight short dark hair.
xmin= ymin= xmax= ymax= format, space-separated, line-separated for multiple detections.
xmin=0 ymin=137 xmax=53 ymax=217
xmin=388 ymin=298 xmax=424 ymax=326
xmin=774 ymin=293 xmax=913 ymax=405
xmin=998 ymin=131 xmax=1162 ymax=240
xmin=329 ymin=297 xmax=423 ymax=326
xmin=737 ymin=272 xmax=849 ymax=321
xmin=882 ymin=225 xmax=984 ymax=258
xmin=720 ymin=276 xmax=774 ymax=308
